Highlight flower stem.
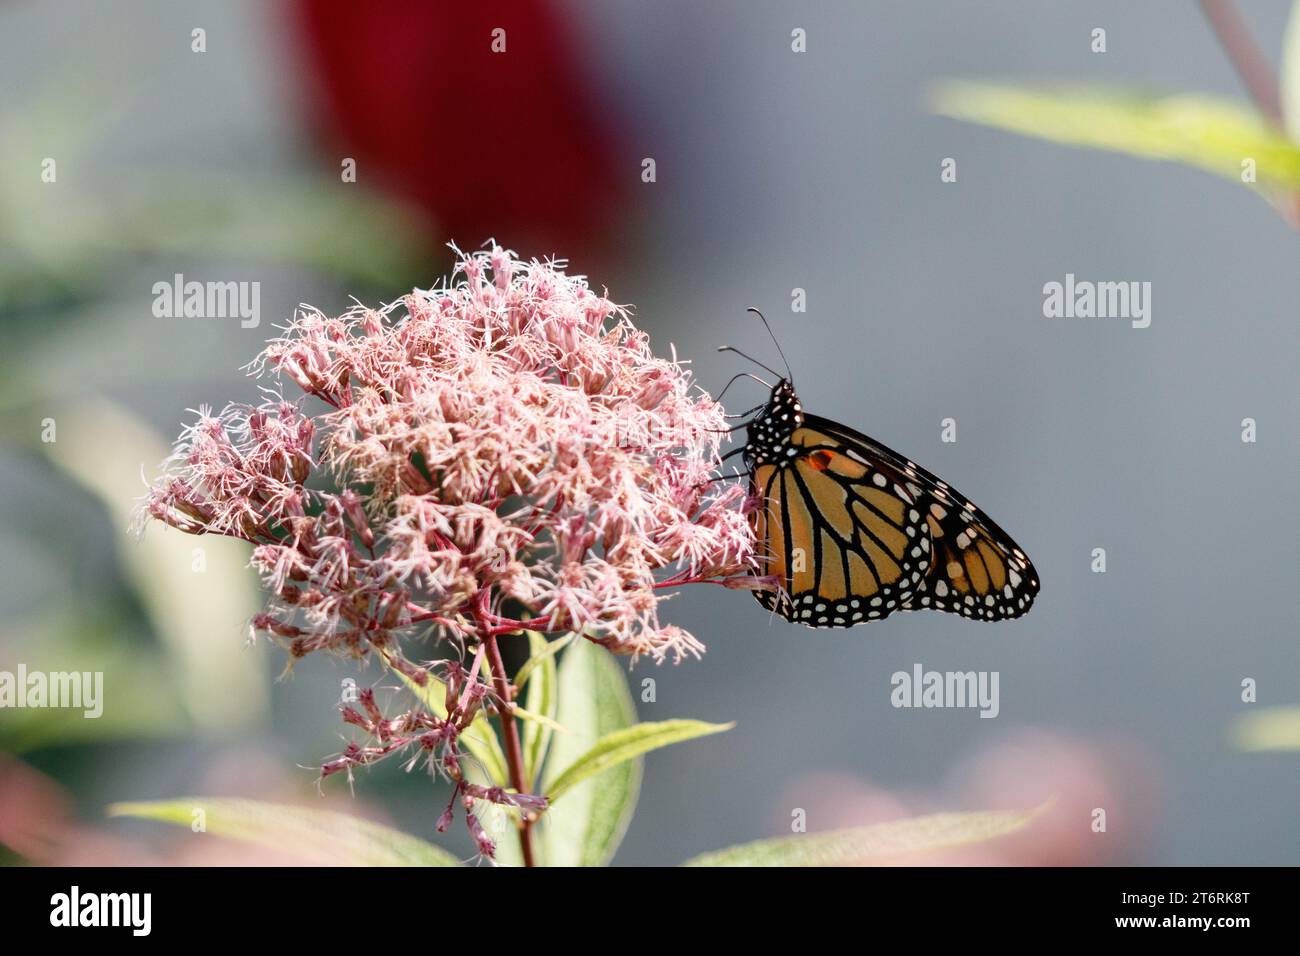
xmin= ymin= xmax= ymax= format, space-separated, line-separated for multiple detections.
xmin=1198 ymin=0 xmax=1282 ymax=124
xmin=1197 ymin=0 xmax=1300 ymax=227
xmin=482 ymin=631 xmax=536 ymax=867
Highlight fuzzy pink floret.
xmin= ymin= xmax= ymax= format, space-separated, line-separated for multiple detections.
xmin=143 ymin=245 xmax=756 ymax=664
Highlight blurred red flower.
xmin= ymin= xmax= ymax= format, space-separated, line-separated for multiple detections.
xmin=288 ymin=0 xmax=627 ymax=263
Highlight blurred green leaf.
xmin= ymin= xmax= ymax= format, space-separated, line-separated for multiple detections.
xmin=382 ymin=652 xmax=509 ymax=785
xmin=0 ymin=68 xmax=434 ymax=309
xmin=931 ymin=81 xmax=1300 ymax=188
xmin=539 ymin=638 xmax=640 ymax=867
xmin=522 ymin=631 xmax=560 ymax=788
xmin=0 ymin=300 xmax=234 ymax=414
xmin=546 ymin=718 xmax=734 ymax=802
xmin=108 ymin=797 xmax=460 ymax=866
xmin=1231 ymin=706 xmax=1300 ymax=751
xmin=682 ymin=804 xmax=1047 ymax=867
xmin=0 ymin=67 xmax=132 ymax=300
xmin=1283 ymin=2 xmax=1300 ymax=139
xmin=99 ymin=170 xmax=433 ymax=286
xmin=513 ymin=704 xmax=567 ymax=734
xmin=40 ymin=396 xmax=268 ymax=734
xmin=0 ymin=607 xmax=189 ymax=753
xmin=516 ymin=631 xmax=574 ymax=690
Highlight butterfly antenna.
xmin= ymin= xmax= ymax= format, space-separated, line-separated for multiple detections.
xmin=716 ymin=346 xmax=780 ymax=382
xmin=715 ymin=369 xmax=773 ymax=406
xmin=701 ymin=420 xmax=759 ymax=435
xmin=723 ymin=401 xmax=765 ymax=421
xmin=703 ymin=469 xmax=751 ymax=485
xmin=745 ymin=308 xmax=794 ymax=384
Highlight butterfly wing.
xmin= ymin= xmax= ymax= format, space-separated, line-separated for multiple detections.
xmin=751 ymin=413 xmax=1039 ymax=625
xmin=802 ymin=413 xmax=1040 ymax=621
xmin=750 ymin=432 xmax=932 ymax=626
xmin=919 ymin=508 xmax=1038 ymax=620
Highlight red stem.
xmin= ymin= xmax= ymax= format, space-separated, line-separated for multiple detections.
xmin=1198 ymin=0 xmax=1283 ymax=123
xmin=481 ymin=630 xmax=536 ymax=867
xmin=1197 ymin=0 xmax=1300 ymax=226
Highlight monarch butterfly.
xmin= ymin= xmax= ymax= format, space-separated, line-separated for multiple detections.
xmin=723 ymin=310 xmax=1039 ymax=628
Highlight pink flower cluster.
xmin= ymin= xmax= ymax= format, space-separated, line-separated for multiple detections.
xmin=144 ymin=246 xmax=756 ymax=666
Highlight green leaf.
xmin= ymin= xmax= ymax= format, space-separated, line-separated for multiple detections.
xmin=514 ymin=705 xmax=568 ymax=734
xmin=546 ymin=718 xmax=734 ymax=802
xmin=1283 ymin=2 xmax=1300 ymax=139
xmin=522 ymin=631 xmax=561 ymax=788
xmin=538 ymin=638 xmax=640 ymax=867
xmin=1231 ymin=706 xmax=1300 ymax=751
xmin=931 ymin=82 xmax=1300 ymax=189
xmin=681 ymin=804 xmax=1048 ymax=867
xmin=516 ymin=632 xmax=574 ymax=689
xmin=40 ymin=396 xmax=268 ymax=734
xmin=108 ymin=797 xmax=461 ymax=866
xmin=382 ymin=652 xmax=509 ymax=785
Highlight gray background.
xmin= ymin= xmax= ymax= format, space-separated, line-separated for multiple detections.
xmin=1 ymin=1 xmax=1296 ymax=865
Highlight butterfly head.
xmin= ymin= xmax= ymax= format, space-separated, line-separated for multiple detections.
xmin=743 ymin=379 xmax=804 ymax=466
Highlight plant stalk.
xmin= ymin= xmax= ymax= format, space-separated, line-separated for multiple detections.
xmin=483 ymin=631 xmax=537 ymax=867
xmin=1198 ymin=0 xmax=1283 ymax=123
